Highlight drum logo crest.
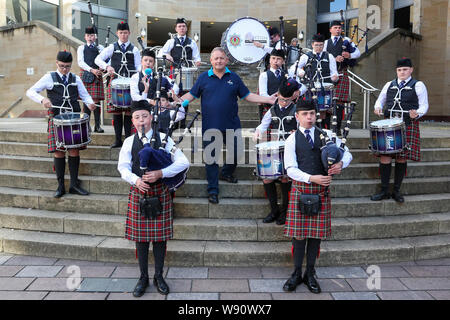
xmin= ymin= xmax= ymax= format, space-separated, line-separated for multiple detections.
xmin=228 ymin=34 xmax=241 ymax=47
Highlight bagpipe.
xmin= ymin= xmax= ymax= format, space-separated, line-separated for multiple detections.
xmin=138 ymin=67 xmax=200 ymax=192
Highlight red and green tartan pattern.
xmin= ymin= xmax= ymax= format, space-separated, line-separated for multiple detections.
xmin=334 ymin=69 xmax=350 ymax=103
xmin=47 ymin=109 xmax=87 ymax=153
xmin=125 ymin=183 xmax=173 ymax=242
xmin=79 ymin=70 xmax=104 ymax=101
xmin=284 ymin=180 xmax=332 ymax=240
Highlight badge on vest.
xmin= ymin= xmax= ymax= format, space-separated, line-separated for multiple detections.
xmin=227 ymin=80 xmax=234 ymax=86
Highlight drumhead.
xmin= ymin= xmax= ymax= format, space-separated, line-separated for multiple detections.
xmin=112 ymin=77 xmax=131 ymax=88
xmin=221 ymin=17 xmax=270 ymax=64
xmin=370 ymin=118 xmax=404 ymax=129
xmin=53 ymin=112 xmax=89 ymax=124
xmin=255 ymin=140 xmax=285 ymax=150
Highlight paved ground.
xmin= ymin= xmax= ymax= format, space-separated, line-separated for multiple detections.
xmin=1 ymin=253 xmax=450 ymax=300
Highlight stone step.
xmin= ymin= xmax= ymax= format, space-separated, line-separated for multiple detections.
xmin=0 ymin=186 xmax=449 ymax=219
xmin=1 ymin=207 xmax=449 ymax=242
xmin=2 ymin=227 xmax=450 ymax=266
xmin=1 ymin=130 xmax=449 ymax=150
xmin=0 ymin=171 xmax=448 ymax=198
xmin=2 ymin=155 xmax=450 ymax=180
xmin=2 ymin=141 xmax=450 ymax=163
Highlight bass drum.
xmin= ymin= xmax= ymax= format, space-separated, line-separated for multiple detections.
xmin=221 ymin=17 xmax=270 ymax=64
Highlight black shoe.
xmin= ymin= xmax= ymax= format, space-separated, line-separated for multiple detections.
xmin=94 ymin=126 xmax=104 ymax=133
xmin=111 ymin=141 xmax=122 ymax=148
xmin=263 ymin=211 xmax=279 ymax=223
xmin=153 ymin=275 xmax=170 ymax=295
xmin=69 ymin=184 xmax=89 ymax=196
xmin=370 ymin=191 xmax=391 ymax=201
xmin=276 ymin=211 xmax=286 ymax=225
xmin=303 ymin=271 xmax=321 ymax=294
xmin=208 ymin=194 xmax=219 ymax=204
xmin=219 ymin=174 xmax=238 ymax=183
xmin=54 ymin=184 xmax=65 ymax=198
xmin=133 ymin=277 xmax=149 ymax=298
xmin=392 ymin=191 xmax=404 ymax=203
xmin=283 ymin=269 xmax=303 ymax=292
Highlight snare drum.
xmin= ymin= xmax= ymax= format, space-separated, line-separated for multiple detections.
xmin=221 ymin=17 xmax=270 ymax=64
xmin=111 ymin=78 xmax=132 ymax=108
xmin=306 ymin=83 xmax=334 ymax=111
xmin=255 ymin=141 xmax=286 ymax=179
xmin=369 ymin=118 xmax=406 ymax=154
xmin=53 ymin=112 xmax=91 ymax=149
xmin=176 ymin=67 xmax=198 ymax=91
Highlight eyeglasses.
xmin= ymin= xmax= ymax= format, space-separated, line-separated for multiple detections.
xmin=278 ymin=97 xmax=293 ymax=103
xmin=57 ymin=64 xmax=72 ymax=69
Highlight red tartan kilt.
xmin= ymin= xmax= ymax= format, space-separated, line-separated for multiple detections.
xmin=284 ymin=180 xmax=332 ymax=240
xmin=334 ymin=69 xmax=350 ymax=103
xmin=47 ymin=109 xmax=87 ymax=153
xmin=125 ymin=183 xmax=173 ymax=242
xmin=79 ymin=70 xmax=104 ymax=101
xmin=106 ymin=75 xmax=131 ymax=114
xmin=373 ymin=119 xmax=421 ymax=162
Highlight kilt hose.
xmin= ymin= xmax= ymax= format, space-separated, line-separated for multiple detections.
xmin=47 ymin=109 xmax=86 ymax=153
xmin=125 ymin=183 xmax=173 ymax=243
xmin=373 ymin=118 xmax=421 ymax=162
xmin=284 ymin=180 xmax=332 ymax=240
xmin=79 ymin=70 xmax=104 ymax=101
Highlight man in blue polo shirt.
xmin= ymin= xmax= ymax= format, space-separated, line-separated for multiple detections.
xmin=181 ymin=47 xmax=276 ymax=204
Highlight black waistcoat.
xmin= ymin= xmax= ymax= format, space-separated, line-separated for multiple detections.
xmin=384 ymin=78 xmax=419 ymax=125
xmin=83 ymin=44 xmax=100 ymax=69
xmin=270 ymin=102 xmax=297 ymax=138
xmin=111 ymin=42 xmax=136 ymax=77
xmin=307 ymin=51 xmax=331 ymax=80
xmin=266 ymin=70 xmax=285 ymax=95
xmin=295 ymin=129 xmax=326 ymax=176
xmin=158 ymin=109 xmax=172 ymax=134
xmin=131 ymin=132 xmax=162 ymax=177
xmin=47 ymin=72 xmax=80 ymax=116
xmin=171 ymin=37 xmax=193 ymax=65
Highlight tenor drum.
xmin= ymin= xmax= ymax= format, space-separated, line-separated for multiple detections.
xmin=369 ymin=118 xmax=406 ymax=154
xmin=111 ymin=78 xmax=132 ymax=108
xmin=221 ymin=17 xmax=270 ymax=64
xmin=53 ymin=112 xmax=91 ymax=149
xmin=305 ymin=82 xmax=334 ymax=111
xmin=255 ymin=141 xmax=286 ymax=179
xmin=176 ymin=67 xmax=198 ymax=91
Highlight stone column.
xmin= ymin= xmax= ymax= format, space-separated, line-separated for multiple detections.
xmin=358 ymin=0 xmax=368 ymax=54
xmin=190 ymin=19 xmax=201 ymax=54
xmin=0 ymin=0 xmax=7 ymax=27
xmin=412 ymin=0 xmax=422 ymax=34
xmin=60 ymin=0 xmax=73 ymax=35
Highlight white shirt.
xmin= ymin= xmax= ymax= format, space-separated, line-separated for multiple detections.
xmin=284 ymin=126 xmax=352 ymax=183
xmin=262 ymin=40 xmax=282 ymax=54
xmin=324 ymin=36 xmax=361 ymax=60
xmin=288 ymin=50 xmax=338 ymax=81
xmin=26 ymin=70 xmax=94 ymax=106
xmin=118 ymin=130 xmax=190 ymax=186
xmin=94 ymin=40 xmax=141 ymax=73
xmin=130 ymin=71 xmax=180 ymax=102
xmin=258 ymin=68 xmax=307 ymax=99
xmin=374 ymin=76 xmax=429 ymax=118
xmin=77 ymin=43 xmax=105 ymax=72
xmin=159 ymin=35 xmax=201 ymax=63
xmin=256 ymin=102 xmax=297 ymax=133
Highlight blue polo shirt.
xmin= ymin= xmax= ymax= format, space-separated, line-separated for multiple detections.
xmin=190 ymin=67 xmax=250 ymax=133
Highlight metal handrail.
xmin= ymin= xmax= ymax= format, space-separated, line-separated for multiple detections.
xmin=347 ymin=69 xmax=379 ymax=129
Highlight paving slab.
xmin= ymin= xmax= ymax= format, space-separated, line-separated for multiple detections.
xmin=107 ymin=292 xmax=166 ymax=300
xmin=78 ymin=278 xmax=137 ymax=293
xmin=167 ymin=267 xmax=208 ymax=279
xmin=44 ymin=292 xmax=108 ymax=300
xmin=346 ymin=278 xmax=408 ymax=291
xmin=0 ymin=291 xmax=48 ymax=300
xmin=26 ymin=278 xmax=74 ymax=292
xmin=272 ymin=292 xmax=334 ymax=300
xmin=315 ymin=266 xmax=369 ymax=279
xmin=377 ymin=291 xmax=434 ymax=300
xmin=16 ymin=266 xmax=63 ymax=278
xmin=0 ymin=266 xmax=23 ymax=276
xmin=167 ymin=293 xmax=219 ymax=300
xmin=208 ymin=267 xmax=262 ymax=279
xmin=56 ymin=266 xmax=116 ymax=278
xmin=0 ymin=278 xmax=35 ymax=291
xmin=295 ymin=279 xmax=354 ymax=293
xmin=399 ymin=277 xmax=450 ymax=290
xmin=403 ymin=266 xmax=450 ymax=277
xmin=220 ymin=293 xmax=272 ymax=300
xmin=4 ymin=255 xmax=57 ymax=266
xmin=331 ymin=292 xmax=380 ymax=300
xmin=192 ymin=279 xmax=249 ymax=293
xmin=427 ymin=290 xmax=450 ymax=300
xmin=0 ymin=255 xmax=12 ymax=265
xmin=249 ymin=279 xmax=286 ymax=293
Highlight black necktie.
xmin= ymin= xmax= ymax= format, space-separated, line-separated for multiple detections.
xmin=180 ymin=37 xmax=185 ymax=46
xmin=305 ymin=129 xmax=314 ymax=149
xmin=62 ymin=75 xmax=68 ymax=85
xmin=399 ymin=80 xmax=406 ymax=89
xmin=121 ymin=43 xmax=126 ymax=52
xmin=333 ymin=37 xmax=338 ymax=46
xmin=275 ymin=69 xmax=281 ymax=79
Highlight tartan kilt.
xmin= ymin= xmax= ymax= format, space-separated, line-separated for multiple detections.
xmin=106 ymin=74 xmax=131 ymax=114
xmin=334 ymin=69 xmax=350 ymax=103
xmin=284 ymin=180 xmax=332 ymax=240
xmin=125 ymin=183 xmax=173 ymax=242
xmin=47 ymin=109 xmax=87 ymax=153
xmin=79 ymin=70 xmax=104 ymax=101
xmin=395 ymin=119 xmax=421 ymax=161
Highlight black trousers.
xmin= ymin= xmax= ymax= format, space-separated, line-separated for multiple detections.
xmin=292 ymin=238 xmax=321 ymax=274
xmin=136 ymin=241 xmax=167 ymax=280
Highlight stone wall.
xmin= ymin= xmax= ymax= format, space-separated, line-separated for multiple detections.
xmin=0 ymin=21 xmax=82 ymax=118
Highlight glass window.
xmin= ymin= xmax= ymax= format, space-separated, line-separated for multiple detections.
xmin=99 ymin=0 xmax=127 ymax=11
xmin=318 ymin=0 xmax=347 ymax=14
xmin=31 ymin=0 xmax=58 ymax=27
xmin=5 ymin=0 xmax=28 ymax=24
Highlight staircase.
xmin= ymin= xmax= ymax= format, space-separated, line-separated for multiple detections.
xmin=0 ymin=119 xmax=450 ymax=267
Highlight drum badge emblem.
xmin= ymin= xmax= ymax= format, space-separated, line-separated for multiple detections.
xmin=229 ymin=34 xmax=241 ymax=47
